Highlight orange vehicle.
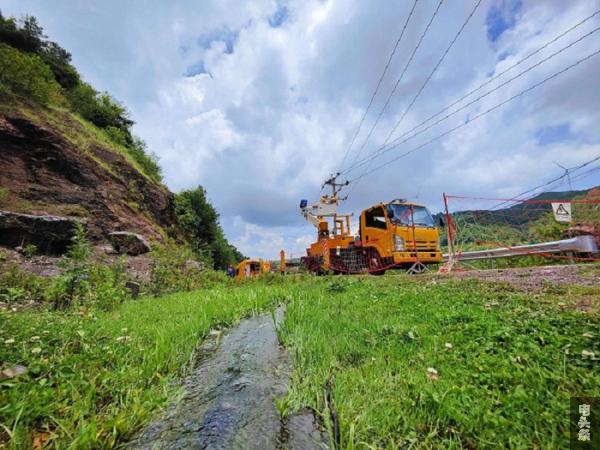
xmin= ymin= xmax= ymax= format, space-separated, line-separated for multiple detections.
xmin=300 ymin=177 xmax=443 ymax=275
xmin=235 ymin=259 xmax=271 ymax=281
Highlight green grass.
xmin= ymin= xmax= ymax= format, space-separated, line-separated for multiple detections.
xmin=0 ymin=281 xmax=302 ymax=448
xmin=280 ymin=276 xmax=600 ymax=449
xmin=2 ymin=275 xmax=598 ymax=448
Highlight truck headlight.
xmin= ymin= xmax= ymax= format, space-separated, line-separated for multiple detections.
xmin=394 ymin=235 xmax=405 ymax=251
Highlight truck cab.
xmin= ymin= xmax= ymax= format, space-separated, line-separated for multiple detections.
xmin=360 ymin=200 xmax=443 ymax=267
xmin=235 ymin=259 xmax=271 ymax=281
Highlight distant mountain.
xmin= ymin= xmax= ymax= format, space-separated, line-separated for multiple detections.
xmin=446 ymin=188 xmax=597 ymax=227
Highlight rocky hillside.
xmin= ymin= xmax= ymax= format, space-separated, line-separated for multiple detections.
xmin=0 ymin=99 xmax=177 ymax=253
xmin=0 ymin=13 xmax=242 ymax=269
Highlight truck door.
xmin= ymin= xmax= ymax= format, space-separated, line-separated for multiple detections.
xmin=362 ymin=206 xmax=390 ymax=255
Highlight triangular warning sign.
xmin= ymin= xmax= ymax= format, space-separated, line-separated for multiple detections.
xmin=551 ymin=202 xmax=572 ymax=223
xmin=555 ymin=204 xmax=569 ymax=215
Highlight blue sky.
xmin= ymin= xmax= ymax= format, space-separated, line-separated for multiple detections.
xmin=2 ymin=0 xmax=599 ymax=259
xmin=486 ymin=0 xmax=522 ymax=42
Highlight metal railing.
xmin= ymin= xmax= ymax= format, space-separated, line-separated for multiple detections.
xmin=443 ymin=235 xmax=598 ymax=262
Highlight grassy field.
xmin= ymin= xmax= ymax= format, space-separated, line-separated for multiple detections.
xmin=0 ymin=280 xmax=302 ymax=448
xmin=1 ymin=274 xmax=598 ymax=448
xmin=280 ymin=276 xmax=600 ymax=449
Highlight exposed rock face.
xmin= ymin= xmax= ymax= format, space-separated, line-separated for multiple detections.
xmin=0 ymin=105 xmax=179 ymax=246
xmin=108 ymin=231 xmax=151 ymax=255
xmin=0 ymin=210 xmax=78 ymax=254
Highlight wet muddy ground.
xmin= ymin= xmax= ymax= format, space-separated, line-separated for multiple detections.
xmin=127 ymin=308 xmax=328 ymax=450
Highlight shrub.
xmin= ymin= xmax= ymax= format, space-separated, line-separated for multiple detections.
xmin=125 ymin=136 xmax=163 ymax=183
xmin=67 ymin=83 xmax=132 ymax=132
xmin=0 ymin=43 xmax=62 ymax=104
xmin=148 ymin=241 xmax=229 ymax=294
xmin=149 ymin=241 xmax=201 ymax=294
xmin=86 ymin=258 xmax=130 ymax=311
xmin=0 ymin=263 xmax=52 ymax=304
xmin=531 ymin=212 xmax=569 ymax=242
xmin=51 ymin=223 xmax=130 ymax=310
xmin=22 ymin=243 xmax=37 ymax=258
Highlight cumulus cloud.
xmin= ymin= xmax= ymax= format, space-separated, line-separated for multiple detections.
xmin=3 ymin=0 xmax=599 ymax=259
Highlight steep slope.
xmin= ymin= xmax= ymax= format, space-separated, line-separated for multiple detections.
xmin=0 ymin=99 xmax=178 ymax=244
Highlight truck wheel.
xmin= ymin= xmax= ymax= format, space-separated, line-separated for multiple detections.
xmin=370 ymin=269 xmax=386 ymax=276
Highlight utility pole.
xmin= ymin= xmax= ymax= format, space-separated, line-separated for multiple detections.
xmin=553 ymin=161 xmax=573 ymax=191
xmin=322 ymin=173 xmax=349 ymax=200
xmin=321 ymin=173 xmax=350 ymax=237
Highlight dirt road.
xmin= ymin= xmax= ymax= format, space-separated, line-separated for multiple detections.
xmin=442 ymin=263 xmax=599 ymax=292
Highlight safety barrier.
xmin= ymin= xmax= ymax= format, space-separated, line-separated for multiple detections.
xmin=441 ymin=191 xmax=600 ymax=272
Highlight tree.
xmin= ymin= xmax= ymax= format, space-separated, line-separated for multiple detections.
xmin=0 ymin=12 xmax=80 ymax=89
xmin=0 ymin=43 xmax=61 ymax=104
xmin=41 ymin=42 xmax=79 ymax=89
xmin=175 ymin=187 xmax=244 ymax=269
xmin=0 ymin=13 xmax=45 ymax=53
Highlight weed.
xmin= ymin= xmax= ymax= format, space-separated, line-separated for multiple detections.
xmin=149 ymin=241 xmax=219 ymax=294
xmin=0 ymin=187 xmax=8 ymax=204
xmin=0 ymin=263 xmax=52 ymax=304
xmin=22 ymin=244 xmax=37 ymax=258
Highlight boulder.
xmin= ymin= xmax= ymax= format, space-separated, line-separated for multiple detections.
xmin=0 ymin=210 xmax=78 ymax=255
xmin=108 ymin=231 xmax=150 ymax=255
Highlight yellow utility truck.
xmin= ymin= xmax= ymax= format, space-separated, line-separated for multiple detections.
xmin=300 ymin=184 xmax=443 ymax=274
xmin=235 ymin=259 xmax=271 ymax=281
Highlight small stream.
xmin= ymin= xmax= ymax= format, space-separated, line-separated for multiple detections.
xmin=127 ymin=308 xmax=328 ymax=450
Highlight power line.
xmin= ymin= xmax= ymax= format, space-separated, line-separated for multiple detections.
xmin=342 ymin=11 xmax=600 ymax=176
xmin=381 ymin=0 xmax=484 ymax=147
xmin=387 ymin=8 xmax=600 ymax=150
xmin=345 ymin=0 xmax=445 ymax=173
xmin=345 ymin=0 xmax=483 ymax=193
xmin=337 ymin=0 xmax=420 ymax=174
xmin=492 ymin=155 xmax=600 ymax=208
xmin=343 ymin=25 xmax=600 ymax=176
xmin=569 ymin=165 xmax=600 ymax=184
xmin=348 ymin=48 xmax=600 ymax=185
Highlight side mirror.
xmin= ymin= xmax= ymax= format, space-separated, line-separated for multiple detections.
xmin=386 ymin=207 xmax=394 ymax=219
xmin=438 ymin=216 xmax=446 ymax=228
xmin=300 ymin=199 xmax=308 ymax=208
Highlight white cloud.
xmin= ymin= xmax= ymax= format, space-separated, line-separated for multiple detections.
xmin=2 ymin=0 xmax=599 ymax=259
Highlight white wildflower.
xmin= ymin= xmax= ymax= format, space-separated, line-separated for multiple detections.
xmin=426 ymin=367 xmax=439 ymax=381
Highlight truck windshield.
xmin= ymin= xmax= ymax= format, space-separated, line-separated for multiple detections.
xmin=388 ymin=204 xmax=435 ymax=227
